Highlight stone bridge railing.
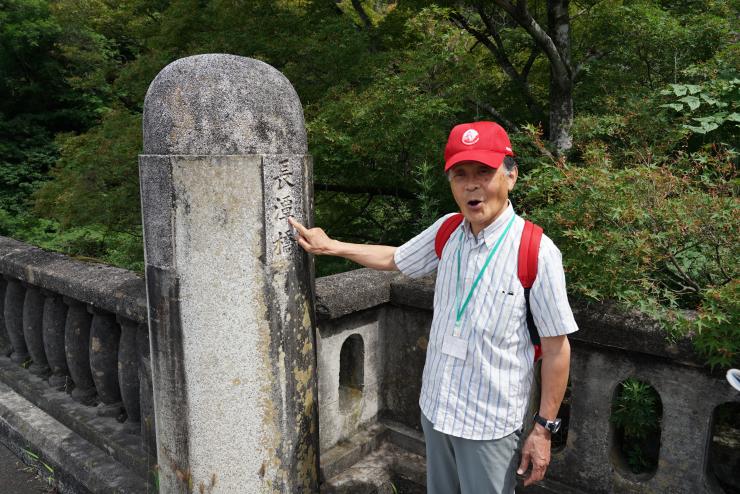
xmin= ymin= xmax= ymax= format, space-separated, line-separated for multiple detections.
xmin=0 ymin=235 xmax=737 ymax=494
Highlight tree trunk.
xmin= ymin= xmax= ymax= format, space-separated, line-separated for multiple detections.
xmin=548 ymin=0 xmax=574 ymax=154
xmin=549 ymin=78 xmax=573 ymax=154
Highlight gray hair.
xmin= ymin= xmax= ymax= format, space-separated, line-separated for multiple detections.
xmin=446 ymin=157 xmax=518 ymax=181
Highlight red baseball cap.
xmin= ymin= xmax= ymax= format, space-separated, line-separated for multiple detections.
xmin=444 ymin=121 xmax=514 ymax=172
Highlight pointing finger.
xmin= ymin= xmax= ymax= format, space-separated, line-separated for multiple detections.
xmin=288 ymin=217 xmax=308 ymax=234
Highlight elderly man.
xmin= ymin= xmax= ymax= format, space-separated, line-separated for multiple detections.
xmin=289 ymin=121 xmax=577 ymax=494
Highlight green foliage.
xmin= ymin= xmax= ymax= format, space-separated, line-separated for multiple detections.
xmin=0 ymin=0 xmax=737 ymax=369
xmin=33 ymin=108 xmax=142 ymax=232
xmin=611 ymin=378 xmax=662 ymax=474
xmin=520 ymin=148 xmax=738 ymax=368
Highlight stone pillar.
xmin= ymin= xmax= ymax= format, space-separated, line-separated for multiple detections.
xmin=4 ymin=277 xmax=29 ymax=364
xmin=139 ymin=54 xmax=318 ymax=493
xmin=42 ymin=291 xmax=70 ymax=389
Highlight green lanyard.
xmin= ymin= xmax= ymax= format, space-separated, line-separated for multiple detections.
xmin=454 ymin=214 xmax=516 ymax=334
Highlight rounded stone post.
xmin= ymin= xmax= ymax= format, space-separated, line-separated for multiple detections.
xmin=140 ymin=54 xmax=319 ymax=493
xmin=89 ymin=308 xmax=123 ymax=417
xmin=23 ymin=284 xmax=50 ymax=376
xmin=64 ymin=297 xmax=98 ymax=405
xmin=117 ymin=316 xmax=141 ymax=432
xmin=42 ymin=291 xmax=71 ymax=389
xmin=4 ymin=277 xmax=29 ymax=364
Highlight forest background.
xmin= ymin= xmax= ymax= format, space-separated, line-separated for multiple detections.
xmin=0 ymin=0 xmax=737 ymax=369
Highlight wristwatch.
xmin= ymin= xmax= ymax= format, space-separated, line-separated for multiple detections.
xmin=533 ymin=413 xmax=562 ymax=434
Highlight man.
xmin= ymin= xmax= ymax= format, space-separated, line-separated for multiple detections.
xmin=289 ymin=121 xmax=577 ymax=494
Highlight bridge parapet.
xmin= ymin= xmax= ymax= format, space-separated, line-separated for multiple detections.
xmin=0 ymin=237 xmax=737 ymax=493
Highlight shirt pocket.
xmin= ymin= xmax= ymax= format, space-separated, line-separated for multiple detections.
xmin=489 ymin=284 xmax=525 ymax=332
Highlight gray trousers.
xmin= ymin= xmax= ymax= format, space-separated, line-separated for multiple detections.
xmin=421 ymin=413 xmax=521 ymax=494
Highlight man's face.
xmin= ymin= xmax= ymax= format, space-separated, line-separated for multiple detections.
xmin=448 ymin=161 xmax=517 ymax=234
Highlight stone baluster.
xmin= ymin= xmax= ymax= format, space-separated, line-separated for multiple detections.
xmin=22 ymin=284 xmax=50 ymax=376
xmin=64 ymin=297 xmax=97 ymax=405
xmin=0 ymin=278 xmax=9 ymax=357
xmin=117 ymin=316 xmax=141 ymax=432
xmin=3 ymin=277 xmax=29 ymax=364
xmin=89 ymin=307 xmax=122 ymax=417
xmin=42 ymin=290 xmax=70 ymax=389
xmin=137 ymin=322 xmax=156 ymax=457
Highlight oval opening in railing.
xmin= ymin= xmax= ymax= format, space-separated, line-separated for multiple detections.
xmin=706 ymin=402 xmax=740 ymax=494
xmin=339 ymin=333 xmax=365 ymax=413
xmin=610 ymin=377 xmax=663 ymax=478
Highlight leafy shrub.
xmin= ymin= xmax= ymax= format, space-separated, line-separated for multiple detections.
xmin=611 ymin=378 xmax=662 ymax=474
xmin=520 ymin=148 xmax=738 ymax=369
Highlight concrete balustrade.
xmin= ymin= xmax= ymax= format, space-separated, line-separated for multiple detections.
xmin=0 ymin=239 xmax=738 ymax=493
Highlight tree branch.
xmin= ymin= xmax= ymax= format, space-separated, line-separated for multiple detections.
xmin=350 ymin=0 xmax=372 ymax=30
xmin=450 ymin=8 xmax=544 ymax=119
xmin=667 ymin=252 xmax=701 ymax=293
xmin=522 ymin=45 xmax=540 ymax=79
xmin=491 ymin=0 xmax=570 ymax=80
xmin=574 ymin=48 xmax=607 ymax=79
xmin=465 ymin=97 xmax=518 ymax=132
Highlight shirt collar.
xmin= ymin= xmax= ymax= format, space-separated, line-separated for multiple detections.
xmin=461 ymin=201 xmax=516 ymax=247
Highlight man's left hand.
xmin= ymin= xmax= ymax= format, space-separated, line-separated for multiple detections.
xmin=517 ymin=426 xmax=551 ymax=486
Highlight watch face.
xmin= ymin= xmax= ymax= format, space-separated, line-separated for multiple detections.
xmin=550 ymin=418 xmax=562 ymax=434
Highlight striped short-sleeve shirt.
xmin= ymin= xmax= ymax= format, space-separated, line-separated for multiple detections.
xmin=393 ymin=202 xmax=578 ymax=440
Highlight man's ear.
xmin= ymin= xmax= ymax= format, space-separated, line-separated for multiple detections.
xmin=507 ymin=166 xmax=518 ymax=191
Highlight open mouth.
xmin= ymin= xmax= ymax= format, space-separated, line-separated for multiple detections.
xmin=467 ymin=200 xmax=483 ymax=207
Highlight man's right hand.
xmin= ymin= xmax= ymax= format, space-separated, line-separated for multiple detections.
xmin=288 ymin=217 xmax=336 ymax=256
xmin=287 ymin=217 xmax=398 ymax=271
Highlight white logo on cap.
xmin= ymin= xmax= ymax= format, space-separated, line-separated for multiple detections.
xmin=505 ymin=146 xmax=512 ymax=152
xmin=462 ymin=129 xmax=479 ymax=145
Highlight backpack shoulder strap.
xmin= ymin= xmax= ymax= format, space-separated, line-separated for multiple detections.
xmin=518 ymin=220 xmax=544 ymax=361
xmin=518 ymin=220 xmax=544 ymax=288
xmin=435 ymin=213 xmax=465 ymax=259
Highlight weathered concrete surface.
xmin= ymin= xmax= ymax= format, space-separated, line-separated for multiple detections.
xmin=315 ymin=269 xmax=402 ymax=320
xmin=142 ymin=54 xmax=306 ymax=156
xmin=317 ymin=309 xmax=383 ymax=451
xmin=0 ymin=355 xmax=147 ymax=478
xmin=550 ymin=345 xmax=739 ymax=494
xmin=0 ymin=379 xmax=146 ymax=493
xmin=380 ymin=305 xmax=429 ymax=432
xmin=0 ymin=236 xmax=147 ymax=324
xmin=140 ymin=54 xmax=318 ymax=493
xmin=322 ymin=441 xmax=425 ymax=494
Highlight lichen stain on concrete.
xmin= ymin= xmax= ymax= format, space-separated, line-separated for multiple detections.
xmin=293 ymin=367 xmax=311 ymax=392
xmin=302 ymin=301 xmax=311 ymax=329
xmin=91 ymin=337 xmax=102 ymax=352
xmin=231 ymin=377 xmax=241 ymax=385
xmin=416 ymin=336 xmax=428 ymax=351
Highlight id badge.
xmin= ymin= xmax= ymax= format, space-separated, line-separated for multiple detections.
xmin=441 ymin=333 xmax=468 ymax=360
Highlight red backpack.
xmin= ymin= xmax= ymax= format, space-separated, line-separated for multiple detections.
xmin=434 ymin=213 xmax=544 ymax=361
